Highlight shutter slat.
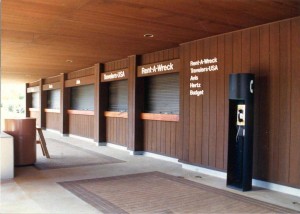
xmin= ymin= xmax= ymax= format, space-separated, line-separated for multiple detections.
xmin=32 ymin=92 xmax=40 ymax=108
xmin=70 ymin=85 xmax=94 ymax=110
xmin=47 ymin=89 xmax=60 ymax=109
xmin=145 ymin=73 xmax=179 ymax=114
xmin=109 ymin=80 xmax=128 ymax=111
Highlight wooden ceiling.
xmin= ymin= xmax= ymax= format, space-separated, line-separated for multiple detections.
xmin=2 ymin=0 xmax=300 ymax=83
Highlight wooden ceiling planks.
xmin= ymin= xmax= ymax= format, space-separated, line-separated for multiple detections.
xmin=2 ymin=0 xmax=300 ymax=83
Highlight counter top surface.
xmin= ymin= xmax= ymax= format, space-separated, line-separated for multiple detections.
xmin=0 ymin=132 xmax=13 ymax=138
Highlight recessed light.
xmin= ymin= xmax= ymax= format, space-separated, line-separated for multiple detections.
xmin=66 ymin=59 xmax=73 ymax=63
xmin=144 ymin=33 xmax=154 ymax=38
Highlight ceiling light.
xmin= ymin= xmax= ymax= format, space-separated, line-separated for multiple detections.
xmin=66 ymin=59 xmax=73 ymax=63
xmin=144 ymin=33 xmax=154 ymax=38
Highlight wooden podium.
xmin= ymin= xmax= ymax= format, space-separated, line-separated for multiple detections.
xmin=4 ymin=118 xmax=36 ymax=166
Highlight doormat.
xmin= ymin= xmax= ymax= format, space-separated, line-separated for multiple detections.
xmin=34 ymin=138 xmax=124 ymax=170
xmin=58 ymin=171 xmax=297 ymax=213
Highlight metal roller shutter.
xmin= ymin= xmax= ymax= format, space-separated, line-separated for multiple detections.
xmin=144 ymin=73 xmax=179 ymax=114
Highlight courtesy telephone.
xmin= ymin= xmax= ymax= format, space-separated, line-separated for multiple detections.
xmin=237 ymin=104 xmax=245 ymax=126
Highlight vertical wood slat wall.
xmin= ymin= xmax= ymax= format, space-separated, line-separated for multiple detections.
xmin=180 ymin=17 xmax=300 ymax=188
xmin=106 ymin=117 xmax=128 ymax=147
xmin=127 ymin=55 xmax=144 ymax=151
xmin=46 ymin=112 xmax=60 ymax=131
xmin=143 ymin=121 xmax=180 ymax=158
xmin=25 ymin=16 xmax=300 ymax=189
xmin=67 ymin=67 xmax=96 ymax=139
xmin=68 ymin=114 xmax=94 ymax=139
xmin=26 ymin=80 xmax=43 ymax=128
xmin=104 ymin=58 xmax=129 ymax=147
xmin=43 ymin=75 xmax=61 ymax=131
xmin=141 ymin=48 xmax=182 ymax=158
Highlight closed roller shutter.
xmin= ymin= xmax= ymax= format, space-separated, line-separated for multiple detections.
xmin=144 ymin=73 xmax=179 ymax=114
xmin=47 ymin=89 xmax=60 ymax=109
xmin=32 ymin=92 xmax=40 ymax=108
xmin=108 ymin=80 xmax=128 ymax=111
xmin=70 ymin=84 xmax=94 ymax=110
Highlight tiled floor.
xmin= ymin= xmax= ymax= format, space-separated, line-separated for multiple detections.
xmin=59 ymin=172 xmax=296 ymax=213
xmin=34 ymin=138 xmax=123 ymax=170
xmin=1 ymin=131 xmax=300 ymax=213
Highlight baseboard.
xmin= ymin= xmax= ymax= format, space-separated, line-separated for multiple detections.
xmin=68 ymin=134 xmax=94 ymax=143
xmin=181 ymin=163 xmax=300 ymax=197
xmin=106 ymin=143 xmax=128 ymax=151
xmin=181 ymin=163 xmax=226 ymax=179
xmin=142 ymin=152 xmax=179 ymax=163
xmin=129 ymin=151 xmax=144 ymax=155
xmin=45 ymin=129 xmax=61 ymax=134
xmin=252 ymin=179 xmax=300 ymax=197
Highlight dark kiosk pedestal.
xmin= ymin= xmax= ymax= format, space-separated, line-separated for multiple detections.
xmin=227 ymin=73 xmax=254 ymax=191
xmin=4 ymin=118 xmax=37 ymax=166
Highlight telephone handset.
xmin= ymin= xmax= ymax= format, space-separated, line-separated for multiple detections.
xmin=237 ymin=104 xmax=246 ymax=126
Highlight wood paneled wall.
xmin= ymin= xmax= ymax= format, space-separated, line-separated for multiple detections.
xmin=144 ymin=120 xmax=181 ymax=158
xmin=103 ymin=58 xmax=129 ymax=146
xmin=67 ymin=66 xmax=94 ymax=79
xmin=69 ymin=114 xmax=94 ymax=139
xmin=66 ymin=66 xmax=96 ymax=140
xmin=106 ymin=117 xmax=128 ymax=147
xmin=141 ymin=47 xmax=179 ymax=65
xmin=140 ymin=47 xmax=182 ymax=158
xmin=104 ymin=58 xmax=128 ymax=71
xmin=180 ymin=17 xmax=300 ymax=188
xmin=25 ymin=16 xmax=300 ymax=189
xmin=44 ymin=75 xmax=60 ymax=84
xmin=46 ymin=112 xmax=60 ymax=131
xmin=128 ymin=55 xmax=144 ymax=151
xmin=28 ymin=80 xmax=39 ymax=87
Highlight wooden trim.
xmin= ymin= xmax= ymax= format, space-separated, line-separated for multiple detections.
xmin=42 ymin=82 xmax=60 ymax=91
xmin=67 ymin=66 xmax=95 ymax=80
xmin=29 ymin=108 xmax=40 ymax=112
xmin=65 ymin=75 xmax=95 ymax=87
xmin=104 ymin=111 xmax=128 ymax=118
xmin=60 ymin=73 xmax=69 ymax=134
xmin=25 ymin=83 xmax=31 ymax=117
xmin=128 ymin=55 xmax=144 ymax=151
xmin=101 ymin=68 xmax=129 ymax=82
xmin=137 ymin=59 xmax=180 ymax=77
xmin=27 ymin=86 xmax=40 ymax=93
xmin=40 ymin=79 xmax=47 ymax=129
xmin=141 ymin=113 xmax=179 ymax=122
xmin=28 ymin=80 xmax=40 ymax=87
xmin=94 ymin=63 xmax=108 ymax=142
xmin=44 ymin=75 xmax=61 ymax=84
xmin=67 ymin=109 xmax=94 ymax=116
xmin=44 ymin=109 xmax=60 ymax=113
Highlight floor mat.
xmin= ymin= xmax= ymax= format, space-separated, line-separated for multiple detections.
xmin=34 ymin=138 xmax=124 ymax=170
xmin=58 ymin=171 xmax=297 ymax=213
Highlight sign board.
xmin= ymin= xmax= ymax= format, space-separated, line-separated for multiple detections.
xmin=137 ymin=59 xmax=180 ymax=77
xmin=101 ymin=68 xmax=129 ymax=82
xmin=189 ymin=57 xmax=219 ymax=97
xmin=42 ymin=82 xmax=60 ymax=91
xmin=26 ymin=86 xmax=39 ymax=93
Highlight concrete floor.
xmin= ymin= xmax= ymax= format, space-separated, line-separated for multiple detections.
xmin=1 ymin=131 xmax=300 ymax=213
